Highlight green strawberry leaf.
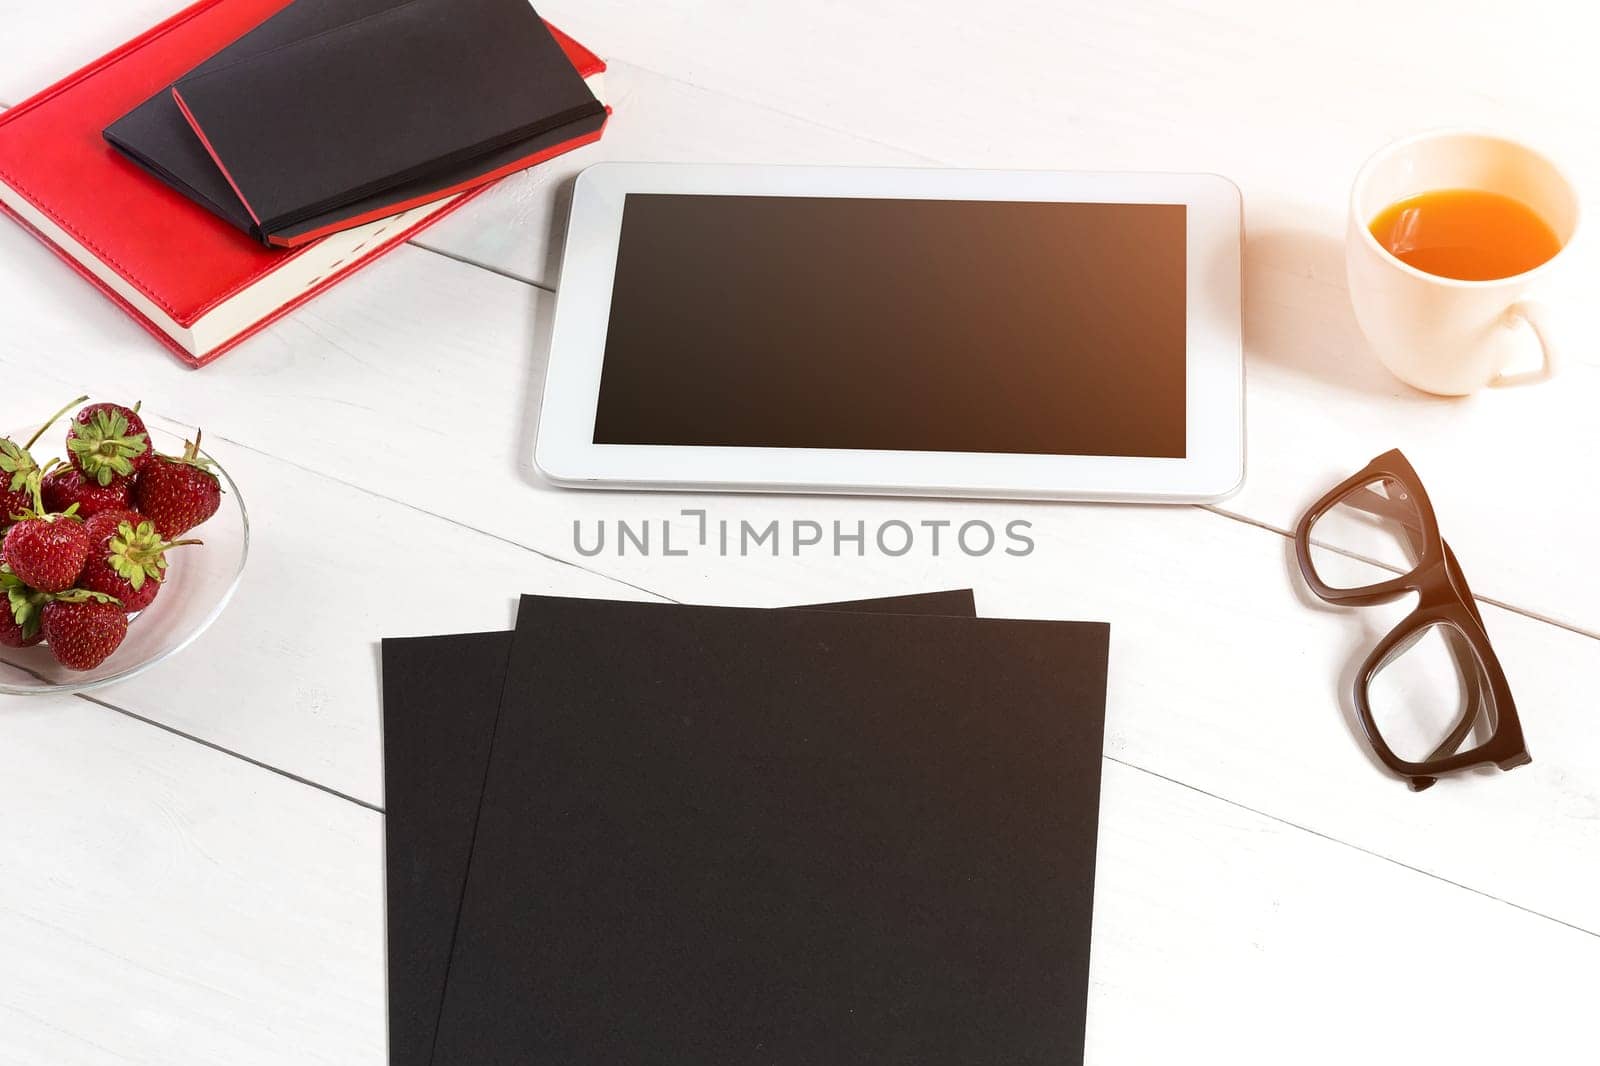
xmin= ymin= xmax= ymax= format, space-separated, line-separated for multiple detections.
xmin=67 ymin=410 xmax=149 ymax=486
xmin=104 ymin=519 xmax=189 ymax=591
xmin=0 ymin=438 xmax=38 ymax=493
xmin=53 ymin=588 xmax=121 ymax=607
xmin=2 ymin=566 xmax=46 ymax=640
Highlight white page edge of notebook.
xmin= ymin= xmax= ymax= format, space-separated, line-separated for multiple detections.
xmin=535 ymin=163 xmax=1245 ymax=504
xmin=0 ymin=180 xmax=459 ymax=355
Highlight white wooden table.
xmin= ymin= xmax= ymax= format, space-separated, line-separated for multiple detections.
xmin=2 ymin=2 xmax=1598 ymax=1062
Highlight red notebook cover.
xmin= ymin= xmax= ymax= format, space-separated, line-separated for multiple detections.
xmin=0 ymin=0 xmax=606 ymax=366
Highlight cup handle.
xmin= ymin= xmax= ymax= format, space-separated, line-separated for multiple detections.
xmin=1490 ymin=300 xmax=1560 ymax=388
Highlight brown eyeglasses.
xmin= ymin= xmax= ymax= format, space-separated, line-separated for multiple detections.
xmin=1294 ymin=449 xmax=1529 ymax=791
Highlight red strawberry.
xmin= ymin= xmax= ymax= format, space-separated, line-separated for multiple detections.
xmin=0 ymin=606 xmax=42 ymax=648
xmin=84 ymin=508 xmax=147 ymax=545
xmin=136 ymin=431 xmax=222 ymax=537
xmin=1 ymin=395 xmax=90 ymax=528
xmin=0 ymin=566 xmax=45 ymax=648
xmin=41 ymin=465 xmax=134 ymax=520
xmin=0 ymin=449 xmax=30 ymax=529
xmin=66 ymin=401 xmax=151 ymax=486
xmin=78 ymin=515 xmax=200 ymax=613
xmin=0 ymin=466 xmax=90 ymax=593
xmin=40 ymin=592 xmax=128 ymax=670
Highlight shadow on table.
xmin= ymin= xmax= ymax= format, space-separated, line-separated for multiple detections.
xmin=1243 ymin=226 xmax=1428 ymax=401
xmin=512 ymin=201 xmax=567 ymax=493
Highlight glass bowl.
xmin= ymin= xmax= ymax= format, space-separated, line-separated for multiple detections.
xmin=0 ymin=423 xmax=248 ymax=695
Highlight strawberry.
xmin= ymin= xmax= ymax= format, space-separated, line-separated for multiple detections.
xmin=84 ymin=508 xmax=147 ymax=545
xmin=0 ymin=604 xmax=43 ymax=648
xmin=66 ymin=401 xmax=151 ymax=486
xmin=0 ymin=442 xmax=32 ymax=529
xmin=136 ymin=431 xmax=222 ymax=537
xmin=0 ymin=465 xmax=90 ymax=593
xmin=0 ymin=566 xmax=46 ymax=648
xmin=1 ymin=395 xmax=90 ymax=528
xmin=41 ymin=465 xmax=133 ymax=520
xmin=40 ymin=591 xmax=127 ymax=670
xmin=78 ymin=515 xmax=200 ymax=613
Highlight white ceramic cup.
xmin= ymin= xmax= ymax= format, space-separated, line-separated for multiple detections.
xmin=1346 ymin=130 xmax=1580 ymax=396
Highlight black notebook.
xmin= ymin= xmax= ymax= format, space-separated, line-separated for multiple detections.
xmin=105 ymin=0 xmax=605 ymax=246
xmin=432 ymin=595 xmax=1110 ymax=1066
xmin=170 ymin=0 xmax=602 ymax=242
xmin=379 ymin=591 xmax=976 ymax=1066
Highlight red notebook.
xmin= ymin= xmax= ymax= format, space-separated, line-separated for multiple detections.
xmin=0 ymin=0 xmax=607 ymax=367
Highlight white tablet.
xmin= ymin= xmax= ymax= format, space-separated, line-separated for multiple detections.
xmin=536 ymin=164 xmax=1244 ymax=502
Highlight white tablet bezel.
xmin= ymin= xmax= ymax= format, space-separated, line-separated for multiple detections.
xmin=535 ymin=163 xmax=1244 ymax=503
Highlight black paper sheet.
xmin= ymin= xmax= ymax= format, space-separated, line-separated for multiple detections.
xmin=379 ymin=591 xmax=975 ymax=1066
xmin=432 ymin=595 xmax=1109 ymax=1066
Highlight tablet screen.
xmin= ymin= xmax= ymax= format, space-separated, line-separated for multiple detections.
xmin=592 ymin=195 xmax=1187 ymax=458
